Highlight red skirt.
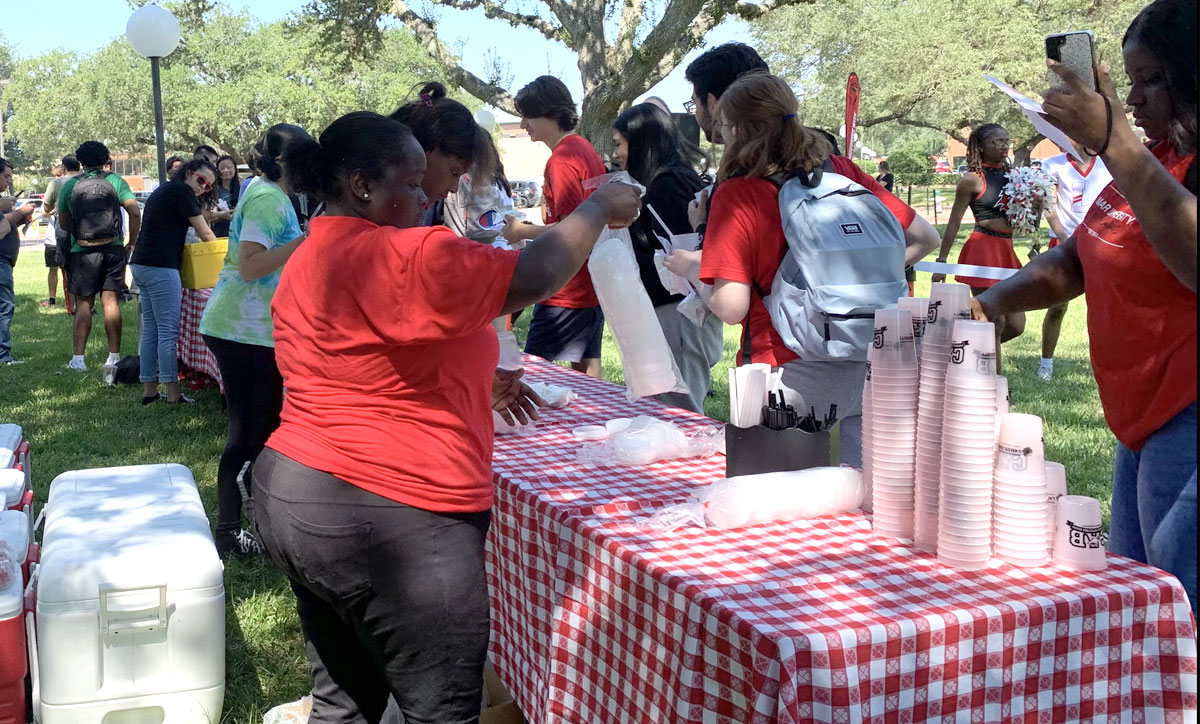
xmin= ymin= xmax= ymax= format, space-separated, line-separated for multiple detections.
xmin=955 ymin=227 xmax=1020 ymax=288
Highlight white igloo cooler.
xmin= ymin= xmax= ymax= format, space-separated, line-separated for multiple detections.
xmin=34 ymin=465 xmax=225 ymax=724
xmin=0 ymin=426 xmax=26 ymax=492
xmin=0 ymin=473 xmax=22 ymax=513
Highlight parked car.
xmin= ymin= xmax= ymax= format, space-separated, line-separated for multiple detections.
xmin=511 ymin=180 xmax=542 ymax=209
xmin=932 ymin=157 xmax=952 ymax=174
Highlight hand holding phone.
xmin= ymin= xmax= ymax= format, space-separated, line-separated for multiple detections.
xmin=1046 ymin=31 xmax=1097 ymax=93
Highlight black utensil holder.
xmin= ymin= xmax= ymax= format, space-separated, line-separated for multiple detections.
xmin=724 ymin=421 xmax=841 ymax=477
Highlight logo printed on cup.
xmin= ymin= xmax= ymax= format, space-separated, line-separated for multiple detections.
xmin=927 ymin=302 xmax=941 ymax=324
xmin=955 ymin=310 xmax=971 ymax=320
xmin=865 ymin=362 xmax=872 ymax=381
xmin=976 ymin=351 xmax=997 ymax=375
xmin=1067 ymin=520 xmax=1104 ymax=549
xmin=997 ymin=443 xmax=1033 ymax=472
xmin=912 ymin=318 xmax=927 ymax=339
xmin=874 ymin=326 xmax=887 ymax=349
xmin=950 ymin=341 xmax=969 ymax=364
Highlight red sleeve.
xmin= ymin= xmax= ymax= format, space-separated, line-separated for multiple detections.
xmin=831 ymin=156 xmax=917 ymax=230
xmin=373 ymin=227 xmax=520 ymax=344
xmin=698 ymin=180 xmax=761 ymax=286
xmin=543 ymin=155 xmax=587 ymax=222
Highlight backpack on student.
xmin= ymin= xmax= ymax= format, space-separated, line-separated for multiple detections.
xmin=758 ymin=161 xmax=907 ymax=362
xmin=69 ymin=171 xmax=122 ymax=246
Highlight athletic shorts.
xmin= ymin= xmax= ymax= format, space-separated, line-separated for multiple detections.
xmin=67 ymin=246 xmax=128 ymax=297
xmin=955 ymin=227 xmax=1020 ymax=289
xmin=523 ymin=304 xmax=604 ymax=363
xmin=44 ymin=246 xmax=64 ymax=268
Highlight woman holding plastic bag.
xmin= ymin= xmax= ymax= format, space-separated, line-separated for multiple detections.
xmin=611 ymin=103 xmax=723 ymax=413
xmin=665 ymin=72 xmax=938 ymax=466
xmin=252 ymin=111 xmax=640 ymax=724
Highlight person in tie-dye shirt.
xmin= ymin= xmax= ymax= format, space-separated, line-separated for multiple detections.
xmin=200 ymin=123 xmax=311 ymax=559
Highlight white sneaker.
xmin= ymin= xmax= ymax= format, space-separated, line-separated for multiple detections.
xmin=67 ymin=358 xmax=87 ymax=372
xmin=102 ymin=364 xmax=117 ymax=386
xmin=1037 ymin=365 xmax=1053 ymax=381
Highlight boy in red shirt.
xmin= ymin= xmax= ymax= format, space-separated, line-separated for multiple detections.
xmin=502 ymin=76 xmax=608 ymax=378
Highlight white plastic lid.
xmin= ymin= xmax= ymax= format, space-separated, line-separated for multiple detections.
xmin=0 ymin=424 xmax=18 ymax=470
xmin=46 ymin=463 xmax=196 ymax=508
xmin=572 ymin=425 xmax=608 ymax=441
xmin=0 ymin=471 xmax=22 ymax=508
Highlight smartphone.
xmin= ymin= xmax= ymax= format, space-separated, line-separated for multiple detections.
xmin=1046 ymin=31 xmax=1097 ymax=93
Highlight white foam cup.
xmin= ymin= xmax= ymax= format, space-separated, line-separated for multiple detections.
xmin=1053 ymin=495 xmax=1107 ymax=571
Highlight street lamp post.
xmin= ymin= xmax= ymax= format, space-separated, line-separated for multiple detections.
xmin=126 ymin=5 xmax=181 ymax=186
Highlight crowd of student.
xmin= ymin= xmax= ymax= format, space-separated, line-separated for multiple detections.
xmin=0 ymin=0 xmax=1194 ymax=718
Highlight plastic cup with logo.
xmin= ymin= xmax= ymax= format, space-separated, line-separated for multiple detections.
xmin=1044 ymin=461 xmax=1068 ymax=554
xmin=945 ymin=320 xmax=997 ymax=383
xmin=1053 ymin=495 xmax=1107 ymax=571
xmin=926 ymin=283 xmax=973 ymax=341
xmin=897 ymin=296 xmax=930 ymax=358
xmin=872 ymin=309 xmax=918 ymax=367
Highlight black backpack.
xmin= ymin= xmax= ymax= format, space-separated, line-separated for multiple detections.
xmin=69 ymin=171 xmax=122 ymax=245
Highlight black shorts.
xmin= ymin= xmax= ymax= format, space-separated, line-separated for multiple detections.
xmin=523 ymin=304 xmax=604 ymax=363
xmin=67 ymin=246 xmax=128 ymax=297
xmin=44 ymin=246 xmax=64 ymax=268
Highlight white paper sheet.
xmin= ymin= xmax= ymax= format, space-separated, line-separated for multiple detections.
xmin=983 ymin=74 xmax=1086 ymax=163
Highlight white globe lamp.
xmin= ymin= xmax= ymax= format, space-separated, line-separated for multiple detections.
xmin=474 ymin=109 xmax=497 ymax=133
xmin=126 ymin=5 xmax=182 ymax=184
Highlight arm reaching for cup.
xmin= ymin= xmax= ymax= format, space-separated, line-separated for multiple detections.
xmin=500 ymin=181 xmax=641 ymax=314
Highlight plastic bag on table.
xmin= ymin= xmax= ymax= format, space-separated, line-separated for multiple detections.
xmin=581 ymin=169 xmax=646 ymax=196
xmin=653 ymin=249 xmax=693 ymax=297
xmin=588 ymin=228 xmax=689 ymax=401
xmin=496 ymin=330 xmax=524 ymax=371
xmin=576 ymin=416 xmax=721 ymax=467
xmin=262 ymin=696 xmax=312 ymax=724
xmin=527 ymin=381 xmax=575 ymax=409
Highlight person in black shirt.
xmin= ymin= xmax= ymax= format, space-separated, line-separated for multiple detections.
xmin=612 ymin=103 xmax=723 ymax=413
xmin=128 ymin=159 xmax=218 ymax=404
xmin=875 ymin=160 xmax=895 ymax=192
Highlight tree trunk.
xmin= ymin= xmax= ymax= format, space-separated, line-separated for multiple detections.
xmin=1013 ymin=134 xmax=1043 ymax=166
xmin=579 ymin=88 xmax=626 ymax=161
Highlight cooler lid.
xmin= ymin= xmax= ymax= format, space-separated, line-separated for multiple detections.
xmin=43 ymin=479 xmax=203 ymax=530
xmin=0 ymin=424 xmax=18 ymax=470
xmin=0 ymin=471 xmax=22 ymax=508
xmin=0 ymin=511 xmax=28 ymax=566
xmin=37 ymin=516 xmax=223 ymax=605
xmin=43 ymin=497 xmax=209 ymax=543
xmin=47 ymin=463 xmax=196 ymax=507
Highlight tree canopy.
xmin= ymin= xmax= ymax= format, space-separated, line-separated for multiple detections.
xmin=4 ymin=2 xmax=457 ymax=174
xmin=751 ymin=0 xmax=1145 ymax=157
xmin=302 ymin=0 xmax=812 ymax=153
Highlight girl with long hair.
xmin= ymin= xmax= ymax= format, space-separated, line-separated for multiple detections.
xmin=931 ymin=123 xmax=1025 ymax=370
xmin=611 ymin=102 xmax=722 ymax=413
xmin=210 ymin=155 xmax=241 ymax=237
xmin=666 ymin=72 xmax=937 ymax=466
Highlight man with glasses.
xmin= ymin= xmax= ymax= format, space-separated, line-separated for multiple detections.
xmin=57 ymin=141 xmax=141 ymax=375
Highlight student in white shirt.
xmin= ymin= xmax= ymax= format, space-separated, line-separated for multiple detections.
xmin=1032 ymin=152 xmax=1113 ymax=380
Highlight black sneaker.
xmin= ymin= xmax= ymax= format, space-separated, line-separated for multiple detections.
xmin=217 ymin=528 xmax=262 ymax=559
xmin=167 ymin=394 xmax=197 ymax=404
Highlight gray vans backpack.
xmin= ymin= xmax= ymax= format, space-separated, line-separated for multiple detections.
xmin=761 ymin=162 xmax=907 ymax=362
xmin=69 ymin=171 xmax=123 ymax=246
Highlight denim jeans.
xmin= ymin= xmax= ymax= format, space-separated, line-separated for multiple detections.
xmin=1108 ymin=402 xmax=1197 ymax=619
xmin=130 ymin=264 xmax=181 ymax=384
xmin=0 ymin=261 xmax=13 ymax=362
xmin=252 ymin=448 xmax=491 ymax=724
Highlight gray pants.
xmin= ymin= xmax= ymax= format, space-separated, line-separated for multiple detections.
xmin=780 ymin=358 xmax=865 ymax=468
xmin=653 ymin=304 xmax=725 ymax=414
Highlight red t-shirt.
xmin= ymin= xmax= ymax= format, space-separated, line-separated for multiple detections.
xmin=1075 ymin=141 xmax=1197 ymax=450
xmin=266 ymin=216 xmax=521 ymax=512
xmin=699 ymin=157 xmax=918 ymax=366
xmin=541 ymin=134 xmax=606 ymax=308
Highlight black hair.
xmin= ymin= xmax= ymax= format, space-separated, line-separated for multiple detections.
xmin=193 ymin=145 xmax=220 ymax=165
xmin=254 ymin=124 xmax=311 ymax=183
xmin=62 ymin=155 xmax=81 ymax=172
xmin=1124 ymin=0 xmax=1197 ymax=153
xmin=245 ymin=141 xmax=263 ymax=175
xmin=389 ymin=82 xmax=495 ymax=181
xmin=75 ymin=141 xmax=111 ymax=169
xmin=0 ymin=157 xmax=10 ymax=172
xmin=513 ymin=76 xmax=579 ymax=132
xmin=877 ymin=160 xmax=891 ymax=173
xmin=284 ymin=111 xmax=419 ymax=203
xmin=216 ymin=155 xmax=241 ymax=206
xmin=684 ymin=42 xmax=769 ymax=102
xmin=169 ymin=159 xmax=219 ymax=208
xmin=613 ymin=103 xmax=693 ymax=187
xmin=966 ymin=123 xmax=1009 ymax=175
xmin=814 ymin=129 xmax=842 ymax=157
xmin=165 ymin=155 xmax=185 ymax=170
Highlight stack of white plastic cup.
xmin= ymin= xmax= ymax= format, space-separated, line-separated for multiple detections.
xmin=937 ymin=319 xmax=998 ymax=570
xmin=861 ymin=357 xmax=875 ymax=514
xmin=897 ymin=296 xmax=930 ymax=362
xmin=913 ymin=283 xmax=972 ymax=552
xmin=869 ymin=308 xmax=919 ymax=540
xmin=992 ymin=413 xmax=1050 ymax=567
xmin=1053 ymin=495 xmax=1107 ymax=570
xmin=994 ymin=375 xmax=1010 ymax=442
xmin=1044 ymin=461 xmax=1068 ymax=557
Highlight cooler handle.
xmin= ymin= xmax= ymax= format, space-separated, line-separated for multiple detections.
xmin=99 ymin=584 xmax=169 ymax=636
xmin=25 ymin=568 xmax=39 ymax=724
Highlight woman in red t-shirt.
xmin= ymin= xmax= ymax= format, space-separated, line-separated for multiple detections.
xmin=976 ymin=0 xmax=1196 ymax=617
xmin=251 ymin=111 xmax=640 ymax=723
xmin=665 ymin=72 xmax=939 ymax=467
xmin=502 ymin=76 xmax=609 ymax=378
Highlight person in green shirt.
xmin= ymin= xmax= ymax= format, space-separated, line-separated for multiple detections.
xmin=57 ymin=141 xmax=142 ymax=380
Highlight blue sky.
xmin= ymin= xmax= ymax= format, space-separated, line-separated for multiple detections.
xmin=4 ymin=0 xmax=748 ymax=119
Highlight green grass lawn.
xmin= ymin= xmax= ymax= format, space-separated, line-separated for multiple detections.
xmin=0 ymin=224 xmax=1113 ymax=722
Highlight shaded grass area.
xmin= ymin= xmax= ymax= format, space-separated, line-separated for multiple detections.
xmin=2 ymin=220 xmax=1112 ymax=720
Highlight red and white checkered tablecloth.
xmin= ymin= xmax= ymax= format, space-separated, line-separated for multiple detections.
xmin=486 ymin=358 xmax=1199 ymax=724
xmin=177 ymin=287 xmax=223 ymax=392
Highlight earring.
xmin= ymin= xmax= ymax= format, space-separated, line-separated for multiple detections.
xmin=363 ymin=193 xmax=370 ymax=200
